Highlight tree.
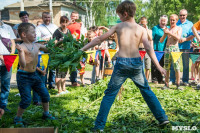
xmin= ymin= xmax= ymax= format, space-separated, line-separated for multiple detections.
xmin=74 ymin=0 xmax=119 ymax=28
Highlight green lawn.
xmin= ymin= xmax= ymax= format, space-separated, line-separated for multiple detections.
xmin=1 ymin=78 xmax=200 ymax=133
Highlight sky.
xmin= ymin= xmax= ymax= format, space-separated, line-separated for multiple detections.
xmin=0 ymin=0 xmax=150 ymax=10
xmin=0 ymin=0 xmax=20 ymax=10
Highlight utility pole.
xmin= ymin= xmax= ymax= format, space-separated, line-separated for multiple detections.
xmin=49 ymin=0 xmax=53 ymax=23
xmin=20 ymin=0 xmax=24 ymax=11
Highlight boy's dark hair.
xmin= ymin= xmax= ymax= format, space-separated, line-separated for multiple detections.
xmin=116 ymin=1 xmax=136 ymax=17
xmin=18 ymin=23 xmax=35 ymax=38
xmin=19 ymin=11 xmax=29 ymax=18
xmin=60 ymin=16 xmax=69 ymax=24
xmin=89 ymin=26 xmax=98 ymax=32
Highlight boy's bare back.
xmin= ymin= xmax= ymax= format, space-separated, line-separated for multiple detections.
xmin=115 ymin=22 xmax=146 ymax=58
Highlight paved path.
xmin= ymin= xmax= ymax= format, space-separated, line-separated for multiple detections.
xmin=3 ymin=71 xmax=192 ymax=88
xmin=9 ymin=71 xmax=92 ymax=88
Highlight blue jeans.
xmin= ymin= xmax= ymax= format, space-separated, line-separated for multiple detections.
xmin=17 ymin=71 xmax=50 ymax=109
xmin=32 ymin=71 xmax=45 ymax=103
xmin=0 ymin=66 xmax=12 ymax=109
xmin=170 ymin=49 xmax=189 ymax=83
xmin=94 ymin=57 xmax=168 ymax=129
xmin=48 ymin=69 xmax=56 ymax=88
xmin=70 ymin=70 xmax=78 ymax=84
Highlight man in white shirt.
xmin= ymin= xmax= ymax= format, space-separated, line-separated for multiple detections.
xmin=36 ymin=12 xmax=58 ymax=89
xmin=0 ymin=21 xmax=16 ymax=112
xmin=36 ymin=12 xmax=58 ymax=41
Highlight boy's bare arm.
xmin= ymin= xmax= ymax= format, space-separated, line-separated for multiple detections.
xmin=99 ymin=26 xmax=109 ymax=31
xmin=142 ymin=29 xmax=166 ymax=76
xmin=10 ymin=39 xmax=16 ymax=54
xmin=39 ymin=44 xmax=48 ymax=52
xmin=192 ymin=26 xmax=200 ymax=42
xmin=166 ymin=27 xmax=182 ymax=41
xmin=16 ymin=44 xmax=26 ymax=68
xmin=160 ymin=32 xmax=167 ymax=43
xmin=81 ymin=25 xmax=117 ymax=51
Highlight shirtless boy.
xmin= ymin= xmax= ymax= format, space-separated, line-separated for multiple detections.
xmin=81 ymin=1 xmax=169 ymax=131
xmin=160 ymin=14 xmax=182 ymax=90
xmin=14 ymin=23 xmax=55 ymax=127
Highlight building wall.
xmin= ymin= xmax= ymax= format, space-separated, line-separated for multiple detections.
xmin=8 ymin=6 xmax=61 ymax=26
xmin=7 ymin=6 xmax=86 ymax=27
xmin=0 ymin=9 xmax=9 ymax=20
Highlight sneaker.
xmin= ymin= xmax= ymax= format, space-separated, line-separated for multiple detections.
xmin=161 ymin=85 xmax=169 ymax=90
xmin=181 ymin=82 xmax=189 ymax=86
xmin=42 ymin=113 xmax=56 ymax=120
xmin=158 ymin=120 xmax=170 ymax=127
xmin=14 ymin=117 xmax=24 ymax=127
xmin=60 ymin=90 xmax=70 ymax=94
xmin=190 ymin=80 xmax=197 ymax=85
xmin=4 ymin=108 xmax=11 ymax=113
xmin=169 ymin=81 xmax=176 ymax=85
xmin=72 ymin=82 xmax=80 ymax=87
xmin=196 ymin=83 xmax=200 ymax=90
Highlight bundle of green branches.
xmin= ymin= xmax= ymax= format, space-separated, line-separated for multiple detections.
xmin=47 ymin=33 xmax=88 ymax=73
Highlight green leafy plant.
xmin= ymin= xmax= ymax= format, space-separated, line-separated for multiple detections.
xmin=47 ymin=34 xmax=88 ymax=73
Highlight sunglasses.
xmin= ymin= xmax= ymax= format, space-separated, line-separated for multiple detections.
xmin=179 ymin=15 xmax=186 ymax=17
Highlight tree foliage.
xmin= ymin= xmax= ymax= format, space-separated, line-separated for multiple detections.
xmin=71 ymin=0 xmax=200 ymax=29
xmin=144 ymin=0 xmax=200 ymax=28
xmin=71 ymin=0 xmax=119 ymax=27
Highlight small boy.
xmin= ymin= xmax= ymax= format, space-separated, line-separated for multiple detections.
xmin=81 ymin=1 xmax=169 ymax=131
xmin=14 ymin=23 xmax=55 ymax=127
xmin=160 ymin=14 xmax=182 ymax=90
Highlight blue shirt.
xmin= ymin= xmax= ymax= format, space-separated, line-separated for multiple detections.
xmin=152 ymin=25 xmax=168 ymax=51
xmin=176 ymin=19 xmax=193 ymax=49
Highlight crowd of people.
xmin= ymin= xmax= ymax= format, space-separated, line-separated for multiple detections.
xmin=0 ymin=0 xmax=199 ymax=130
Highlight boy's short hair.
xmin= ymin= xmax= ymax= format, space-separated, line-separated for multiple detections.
xmin=19 ymin=11 xmax=29 ymax=18
xmin=60 ymin=16 xmax=69 ymax=24
xmin=116 ymin=1 xmax=136 ymax=17
xmin=170 ymin=14 xmax=179 ymax=21
xmin=18 ymin=23 xmax=35 ymax=38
